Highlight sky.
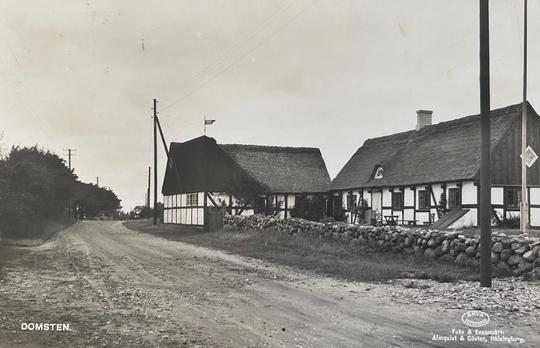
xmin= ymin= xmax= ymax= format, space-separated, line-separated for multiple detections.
xmin=1 ymin=0 xmax=539 ymax=211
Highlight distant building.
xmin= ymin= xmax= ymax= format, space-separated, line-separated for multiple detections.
xmin=162 ymin=136 xmax=331 ymax=226
xmin=330 ymin=102 xmax=540 ymax=228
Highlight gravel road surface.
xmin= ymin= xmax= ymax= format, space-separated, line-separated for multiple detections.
xmin=0 ymin=221 xmax=538 ymax=347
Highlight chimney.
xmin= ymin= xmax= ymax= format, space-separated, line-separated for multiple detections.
xmin=416 ymin=110 xmax=433 ymax=131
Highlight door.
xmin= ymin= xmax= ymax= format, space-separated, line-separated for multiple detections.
xmin=371 ymin=191 xmax=382 ymax=223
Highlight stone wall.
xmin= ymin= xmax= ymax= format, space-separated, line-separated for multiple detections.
xmin=224 ymin=214 xmax=540 ymax=279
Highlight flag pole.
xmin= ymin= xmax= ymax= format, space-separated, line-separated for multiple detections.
xmin=520 ymin=0 xmax=529 ymax=234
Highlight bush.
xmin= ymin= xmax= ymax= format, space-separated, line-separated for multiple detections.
xmin=499 ymin=215 xmax=520 ymax=228
xmin=0 ymin=146 xmax=121 ymax=237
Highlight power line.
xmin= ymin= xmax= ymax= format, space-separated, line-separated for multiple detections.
xmin=161 ymin=1 xmax=316 ymax=113
xmin=165 ymin=1 xmax=295 ymax=100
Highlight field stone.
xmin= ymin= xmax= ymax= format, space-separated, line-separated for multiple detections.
xmin=465 ymin=246 xmax=476 ymax=257
xmin=404 ymin=237 xmax=411 ymax=247
xmin=523 ymin=250 xmax=535 ymax=262
xmin=427 ymin=238 xmax=438 ymax=248
xmin=441 ymin=240 xmax=450 ymax=253
xmin=439 ymin=254 xmax=454 ymax=263
xmin=455 ymin=253 xmax=471 ymax=266
xmin=495 ymin=262 xmax=512 ymax=276
xmin=514 ymin=246 xmax=527 ymax=255
xmin=492 ymin=242 xmax=503 ymax=253
xmin=513 ymin=262 xmax=534 ymax=276
xmin=423 ymin=248 xmax=437 ymax=259
xmin=531 ymin=267 xmax=540 ymax=280
xmin=507 ymin=254 xmax=523 ymax=266
xmin=491 ymin=252 xmax=499 ymax=264
xmin=511 ymin=243 xmax=521 ymax=251
xmin=500 ymin=249 xmax=512 ymax=261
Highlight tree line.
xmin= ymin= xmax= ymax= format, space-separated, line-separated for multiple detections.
xmin=0 ymin=146 xmax=121 ymax=238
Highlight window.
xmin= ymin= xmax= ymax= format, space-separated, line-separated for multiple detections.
xmin=392 ymin=192 xmax=403 ymax=210
xmin=448 ymin=188 xmax=461 ymax=209
xmin=418 ymin=190 xmax=430 ymax=210
xmin=186 ymin=193 xmax=198 ymax=206
xmin=374 ymin=166 xmax=384 ymax=179
xmin=346 ymin=194 xmax=357 ymax=210
xmin=505 ymin=188 xmax=521 ymax=209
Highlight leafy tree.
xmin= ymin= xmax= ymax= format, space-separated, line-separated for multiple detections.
xmin=0 ymin=145 xmax=122 ymax=237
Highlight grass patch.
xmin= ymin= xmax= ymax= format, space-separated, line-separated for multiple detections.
xmin=124 ymin=220 xmax=478 ymax=283
xmin=0 ymin=216 xmax=74 ymax=246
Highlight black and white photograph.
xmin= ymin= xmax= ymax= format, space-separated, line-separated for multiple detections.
xmin=1 ymin=0 xmax=539 ymax=347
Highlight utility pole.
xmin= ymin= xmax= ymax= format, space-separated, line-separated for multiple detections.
xmin=63 ymin=148 xmax=76 ymax=218
xmin=153 ymin=98 xmax=158 ymax=225
xmin=479 ymin=0 xmax=492 ymax=287
xmin=63 ymin=148 xmax=76 ymax=171
xmin=520 ymin=0 xmax=530 ymax=233
xmin=147 ymin=166 xmax=151 ymax=208
xmin=96 ymin=177 xmax=100 ymax=187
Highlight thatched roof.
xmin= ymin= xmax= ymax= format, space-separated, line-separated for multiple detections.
xmin=331 ymin=103 xmax=529 ymax=190
xmin=163 ymin=136 xmax=331 ymax=194
xmin=219 ymin=143 xmax=331 ymax=193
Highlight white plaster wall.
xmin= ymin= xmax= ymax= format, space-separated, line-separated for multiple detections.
xmin=180 ymin=194 xmax=186 ymax=206
xmin=416 ymin=211 xmax=430 ymax=225
xmin=491 ymin=187 xmax=504 ymax=205
xmin=185 ymin=208 xmax=192 ymax=225
xmin=197 ymin=208 xmax=204 ymax=225
xmin=449 ymin=209 xmax=477 ymax=228
xmin=462 ymin=181 xmax=477 ymax=205
xmin=403 ymin=209 xmax=414 ymax=221
xmin=382 ymin=189 xmax=392 ymax=207
xmin=531 ymin=208 xmax=540 ymax=227
xmin=530 ymin=188 xmax=540 ymax=205
xmin=404 ymin=188 xmax=414 ymax=206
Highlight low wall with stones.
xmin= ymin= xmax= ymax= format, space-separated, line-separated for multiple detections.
xmin=224 ymin=214 xmax=540 ymax=279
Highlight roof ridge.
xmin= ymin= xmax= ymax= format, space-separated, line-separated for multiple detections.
xmin=219 ymin=143 xmax=321 ymax=153
xmin=363 ymin=102 xmax=523 ymax=146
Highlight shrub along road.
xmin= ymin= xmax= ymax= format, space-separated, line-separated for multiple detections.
xmin=0 ymin=221 xmax=538 ymax=347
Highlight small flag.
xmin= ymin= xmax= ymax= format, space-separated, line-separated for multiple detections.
xmin=204 ymin=119 xmax=216 ymax=125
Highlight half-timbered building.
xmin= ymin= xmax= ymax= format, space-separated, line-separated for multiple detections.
xmin=330 ymin=102 xmax=540 ymax=228
xmin=162 ymin=135 xmax=331 ymax=226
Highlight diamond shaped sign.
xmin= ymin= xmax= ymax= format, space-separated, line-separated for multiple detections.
xmin=520 ymin=146 xmax=538 ymax=168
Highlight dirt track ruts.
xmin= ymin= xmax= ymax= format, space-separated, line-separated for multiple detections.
xmin=1 ymin=221 xmax=538 ymax=347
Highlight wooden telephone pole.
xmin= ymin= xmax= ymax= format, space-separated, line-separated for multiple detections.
xmin=153 ymin=98 xmax=158 ymax=225
xmin=520 ymin=0 xmax=530 ymax=233
xmin=479 ymin=0 xmax=492 ymax=287
xmin=147 ymin=166 xmax=151 ymax=208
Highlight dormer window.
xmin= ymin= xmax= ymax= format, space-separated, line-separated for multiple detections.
xmin=374 ymin=166 xmax=384 ymax=179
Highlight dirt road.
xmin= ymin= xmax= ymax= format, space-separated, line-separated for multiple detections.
xmin=0 ymin=221 xmax=538 ymax=347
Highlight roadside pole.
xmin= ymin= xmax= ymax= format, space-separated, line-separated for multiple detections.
xmin=520 ymin=0 xmax=530 ymax=234
xmin=147 ymin=166 xmax=151 ymax=208
xmin=153 ymin=98 xmax=158 ymax=225
xmin=479 ymin=0 xmax=492 ymax=287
